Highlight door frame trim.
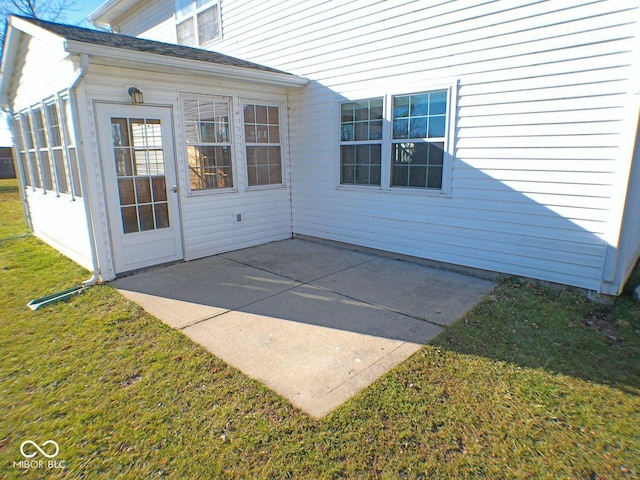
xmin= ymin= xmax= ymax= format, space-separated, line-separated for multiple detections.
xmin=93 ymin=101 xmax=185 ymax=275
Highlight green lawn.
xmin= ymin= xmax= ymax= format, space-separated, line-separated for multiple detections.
xmin=1 ymin=178 xmax=638 ymax=479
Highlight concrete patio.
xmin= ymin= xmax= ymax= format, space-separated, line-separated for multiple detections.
xmin=113 ymin=239 xmax=495 ymax=417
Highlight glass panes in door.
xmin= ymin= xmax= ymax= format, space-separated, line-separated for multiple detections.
xmin=111 ymin=117 xmax=170 ymax=234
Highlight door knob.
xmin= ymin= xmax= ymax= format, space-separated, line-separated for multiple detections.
xmin=171 ymin=185 xmax=178 ymax=193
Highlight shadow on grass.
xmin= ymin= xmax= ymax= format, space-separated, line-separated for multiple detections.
xmin=431 ymin=278 xmax=640 ymax=395
xmin=0 ymin=183 xmax=19 ymax=194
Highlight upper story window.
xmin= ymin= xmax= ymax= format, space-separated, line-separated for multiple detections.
xmin=175 ymin=0 xmax=221 ymax=47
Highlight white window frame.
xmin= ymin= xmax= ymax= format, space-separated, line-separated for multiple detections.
xmin=30 ymin=106 xmax=55 ymax=193
xmin=45 ymin=100 xmax=70 ymax=195
xmin=180 ymin=93 xmax=237 ymax=196
xmin=241 ymin=99 xmax=286 ymax=190
xmin=338 ymin=97 xmax=384 ymax=187
xmin=175 ymin=0 xmax=222 ymax=47
xmin=337 ymin=82 xmax=457 ymax=197
xmin=13 ymin=113 xmax=37 ymax=190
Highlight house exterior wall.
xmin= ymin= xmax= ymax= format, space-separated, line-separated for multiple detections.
xmin=10 ymin=35 xmax=93 ymax=270
xmin=79 ymin=64 xmax=292 ymax=279
xmin=108 ymin=0 xmax=640 ymax=292
xmin=614 ymin=109 xmax=640 ymax=291
xmin=111 ymin=0 xmax=176 ymax=42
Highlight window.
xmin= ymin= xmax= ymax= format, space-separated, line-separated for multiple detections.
xmin=61 ymin=96 xmax=82 ymax=197
xmin=339 ymin=89 xmax=450 ymax=191
xmin=340 ymin=98 xmax=383 ymax=185
xmin=32 ymin=108 xmax=54 ymax=191
xmin=175 ymin=0 xmax=221 ymax=46
xmin=243 ymin=104 xmax=282 ymax=186
xmin=46 ymin=102 xmax=69 ymax=194
xmin=14 ymin=95 xmax=83 ymax=198
xmin=12 ymin=117 xmax=32 ymax=187
xmin=183 ymin=96 xmax=233 ymax=191
xmin=111 ymin=117 xmax=169 ymax=233
xmin=19 ymin=113 xmax=41 ymax=188
xmin=391 ymin=90 xmax=447 ymax=189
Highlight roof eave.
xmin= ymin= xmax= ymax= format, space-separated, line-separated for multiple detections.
xmin=0 ymin=21 xmax=24 ymax=110
xmin=88 ymin=0 xmax=141 ymax=28
xmin=63 ymin=39 xmax=309 ymax=88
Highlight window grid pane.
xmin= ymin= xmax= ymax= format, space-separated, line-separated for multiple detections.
xmin=244 ymin=104 xmax=282 ymax=186
xmin=177 ymin=19 xmax=195 ymax=45
xmin=112 ymin=117 xmax=170 ymax=234
xmin=197 ymin=5 xmax=219 ymax=44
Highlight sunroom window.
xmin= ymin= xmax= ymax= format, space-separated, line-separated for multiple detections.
xmin=32 ymin=108 xmax=54 ymax=191
xmin=46 ymin=102 xmax=69 ymax=194
xmin=339 ymin=98 xmax=383 ymax=186
xmin=17 ymin=113 xmax=40 ymax=188
xmin=243 ymin=104 xmax=282 ymax=186
xmin=175 ymin=0 xmax=221 ymax=46
xmin=183 ymin=96 xmax=234 ymax=191
xmin=391 ymin=90 xmax=447 ymax=189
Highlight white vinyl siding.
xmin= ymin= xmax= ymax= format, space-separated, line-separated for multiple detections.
xmin=80 ymin=0 xmax=640 ymax=291
xmin=204 ymin=0 xmax=639 ymax=291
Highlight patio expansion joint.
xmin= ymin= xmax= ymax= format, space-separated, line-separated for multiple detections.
xmin=325 ymin=340 xmax=417 ymax=396
xmin=306 ymin=283 xmax=449 ymax=330
xmin=221 ymin=252 xmax=382 ymax=284
xmin=220 ymin=254 xmax=448 ymax=330
xmin=178 ymin=309 xmax=233 ymax=330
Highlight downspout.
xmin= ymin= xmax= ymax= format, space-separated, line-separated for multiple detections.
xmin=68 ymin=53 xmax=101 ymax=287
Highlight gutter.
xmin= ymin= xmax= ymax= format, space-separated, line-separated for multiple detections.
xmin=68 ymin=53 xmax=101 ymax=287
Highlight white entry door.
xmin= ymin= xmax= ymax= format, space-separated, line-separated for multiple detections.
xmin=97 ymin=104 xmax=183 ymax=274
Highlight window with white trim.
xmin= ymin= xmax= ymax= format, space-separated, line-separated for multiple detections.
xmin=60 ymin=96 xmax=82 ymax=197
xmin=340 ymin=88 xmax=451 ymax=191
xmin=175 ymin=0 xmax=221 ymax=47
xmin=243 ymin=103 xmax=283 ymax=186
xmin=46 ymin=102 xmax=69 ymax=194
xmin=32 ymin=108 xmax=54 ymax=191
xmin=182 ymin=95 xmax=234 ymax=191
xmin=13 ymin=117 xmax=31 ymax=187
xmin=18 ymin=112 xmax=41 ymax=188
xmin=14 ymin=95 xmax=83 ymax=198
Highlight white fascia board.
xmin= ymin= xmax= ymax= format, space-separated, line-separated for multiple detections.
xmin=0 ymin=25 xmax=20 ymax=107
xmin=63 ymin=40 xmax=309 ymax=88
xmin=9 ymin=16 xmax=65 ymax=44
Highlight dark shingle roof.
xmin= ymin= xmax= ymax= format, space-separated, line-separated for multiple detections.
xmin=18 ymin=16 xmax=289 ymax=75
